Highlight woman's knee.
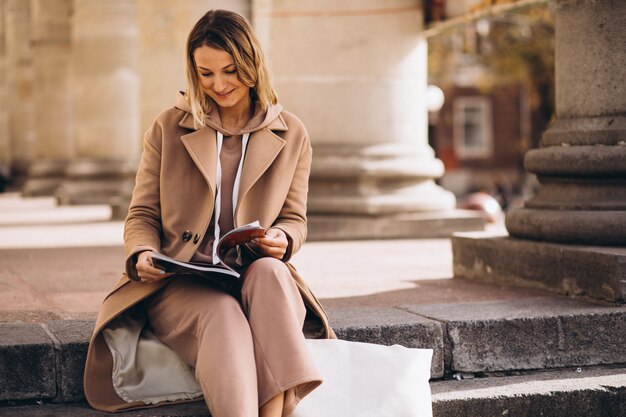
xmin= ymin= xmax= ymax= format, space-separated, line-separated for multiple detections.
xmin=150 ymin=278 xmax=245 ymax=332
xmin=241 ymin=257 xmax=293 ymax=295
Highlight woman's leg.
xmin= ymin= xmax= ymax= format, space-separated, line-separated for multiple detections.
xmin=260 ymin=392 xmax=284 ymax=417
xmin=241 ymin=258 xmax=322 ymax=416
xmin=145 ymin=276 xmax=258 ymax=417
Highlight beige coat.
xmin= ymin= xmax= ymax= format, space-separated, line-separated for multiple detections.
xmin=83 ymin=100 xmax=334 ymax=412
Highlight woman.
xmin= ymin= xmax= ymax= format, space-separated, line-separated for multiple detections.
xmin=83 ymin=10 xmax=334 ymax=417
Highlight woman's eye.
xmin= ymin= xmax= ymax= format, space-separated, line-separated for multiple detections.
xmin=226 ymin=70 xmax=237 ymax=74
xmin=200 ymin=72 xmax=212 ymax=77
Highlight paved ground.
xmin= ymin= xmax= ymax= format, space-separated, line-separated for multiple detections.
xmin=0 ymin=192 xmax=545 ymax=324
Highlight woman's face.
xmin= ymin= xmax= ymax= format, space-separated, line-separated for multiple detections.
xmin=193 ymin=45 xmax=250 ymax=112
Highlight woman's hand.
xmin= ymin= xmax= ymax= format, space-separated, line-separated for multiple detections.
xmin=251 ymin=228 xmax=289 ymax=260
xmin=136 ymin=251 xmax=173 ymax=282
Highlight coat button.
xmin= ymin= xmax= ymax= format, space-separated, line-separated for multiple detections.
xmin=182 ymin=230 xmax=192 ymax=242
xmin=193 ymin=233 xmax=201 ymax=243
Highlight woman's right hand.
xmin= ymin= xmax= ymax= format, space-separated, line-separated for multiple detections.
xmin=136 ymin=251 xmax=173 ymax=282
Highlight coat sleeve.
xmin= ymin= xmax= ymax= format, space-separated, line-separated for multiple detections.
xmin=123 ymin=121 xmax=164 ymax=280
xmin=271 ymin=131 xmax=313 ymax=262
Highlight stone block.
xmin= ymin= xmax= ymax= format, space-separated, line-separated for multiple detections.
xmin=452 ymin=234 xmax=626 ymax=303
xmin=328 ymin=306 xmax=445 ymax=378
xmin=0 ymin=323 xmax=56 ymax=400
xmin=431 ymin=367 xmax=626 ymax=417
xmin=308 ymin=210 xmax=484 ymax=241
xmin=405 ymin=298 xmax=626 ymax=373
xmin=45 ymin=320 xmax=94 ymax=402
xmin=0 ymin=401 xmax=210 ymax=416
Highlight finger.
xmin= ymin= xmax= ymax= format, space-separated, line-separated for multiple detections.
xmin=255 ymin=236 xmax=287 ymax=248
xmin=138 ymin=263 xmax=166 ymax=276
xmin=139 ymin=271 xmax=173 ymax=282
xmin=255 ymin=242 xmax=286 ymax=258
xmin=264 ymin=228 xmax=282 ymax=238
xmin=137 ymin=264 xmax=172 ymax=281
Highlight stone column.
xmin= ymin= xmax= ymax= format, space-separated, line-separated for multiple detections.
xmin=57 ymin=0 xmax=139 ymax=214
xmin=138 ymin=0 xmax=250 ymax=136
xmin=0 ymin=0 xmax=9 ymax=185
xmin=505 ymin=0 xmax=626 ymax=246
xmin=5 ymin=0 xmax=35 ymax=185
xmin=254 ymin=0 xmax=482 ymax=240
xmin=453 ymin=0 xmax=626 ymax=303
xmin=22 ymin=0 xmax=73 ymax=196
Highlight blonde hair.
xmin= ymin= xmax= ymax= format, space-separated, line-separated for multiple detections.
xmin=185 ymin=10 xmax=278 ymax=128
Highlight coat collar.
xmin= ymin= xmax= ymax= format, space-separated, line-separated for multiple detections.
xmin=179 ymin=114 xmax=287 ymax=217
xmin=178 ymin=111 xmax=289 ymax=132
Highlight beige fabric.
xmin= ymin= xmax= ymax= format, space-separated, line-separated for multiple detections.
xmin=145 ymin=258 xmax=322 ymax=417
xmin=102 ymin=309 xmax=202 ymax=404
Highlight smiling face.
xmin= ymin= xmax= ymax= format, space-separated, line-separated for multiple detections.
xmin=193 ymin=45 xmax=251 ymax=113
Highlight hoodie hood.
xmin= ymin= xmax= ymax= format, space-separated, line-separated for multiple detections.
xmin=175 ymin=91 xmax=283 ymax=136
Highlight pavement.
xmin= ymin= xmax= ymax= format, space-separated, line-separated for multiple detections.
xmin=0 ymin=192 xmax=545 ymax=324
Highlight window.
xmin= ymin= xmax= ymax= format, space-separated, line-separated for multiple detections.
xmin=453 ymin=97 xmax=493 ymax=159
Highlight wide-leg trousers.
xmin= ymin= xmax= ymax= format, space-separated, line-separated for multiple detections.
xmin=144 ymin=257 xmax=322 ymax=417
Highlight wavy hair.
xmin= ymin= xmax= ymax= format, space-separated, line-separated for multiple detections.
xmin=185 ymin=10 xmax=278 ymax=128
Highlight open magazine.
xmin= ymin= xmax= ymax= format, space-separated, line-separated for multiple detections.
xmin=150 ymin=221 xmax=266 ymax=297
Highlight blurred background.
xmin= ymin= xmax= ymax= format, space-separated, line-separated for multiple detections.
xmin=0 ymin=0 xmax=556 ymax=238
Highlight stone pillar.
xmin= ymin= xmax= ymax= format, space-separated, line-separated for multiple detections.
xmin=5 ymin=0 xmax=35 ymax=185
xmin=57 ymin=0 xmax=139 ymax=214
xmin=22 ymin=0 xmax=74 ymax=196
xmin=254 ymin=0 xmax=482 ymax=240
xmin=138 ymin=0 xmax=250 ymax=136
xmin=453 ymin=0 xmax=626 ymax=303
xmin=0 ymin=0 xmax=9 ymax=186
xmin=505 ymin=0 xmax=626 ymax=245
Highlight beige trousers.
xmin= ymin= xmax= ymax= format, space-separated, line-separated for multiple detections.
xmin=145 ymin=257 xmax=322 ymax=417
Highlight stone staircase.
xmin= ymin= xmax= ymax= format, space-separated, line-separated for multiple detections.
xmin=0 ymin=193 xmax=624 ymax=416
xmin=0 ymin=297 xmax=624 ymax=416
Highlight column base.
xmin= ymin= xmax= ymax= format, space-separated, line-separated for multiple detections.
xmin=307 ymin=143 xmax=483 ymax=238
xmin=506 ymin=208 xmax=626 ymax=246
xmin=308 ymin=142 xmax=457 ymax=213
xmin=56 ymin=159 xmax=135 ymax=219
xmin=308 ymin=210 xmax=485 ymax=241
xmin=22 ymin=160 xmax=70 ymax=196
xmin=452 ymin=232 xmax=626 ymax=303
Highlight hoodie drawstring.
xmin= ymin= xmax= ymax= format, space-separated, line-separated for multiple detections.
xmin=212 ymin=131 xmax=251 ymax=264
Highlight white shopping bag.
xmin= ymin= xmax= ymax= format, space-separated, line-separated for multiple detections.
xmin=293 ymin=339 xmax=433 ymax=417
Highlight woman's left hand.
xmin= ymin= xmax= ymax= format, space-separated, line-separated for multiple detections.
xmin=251 ymin=228 xmax=288 ymax=259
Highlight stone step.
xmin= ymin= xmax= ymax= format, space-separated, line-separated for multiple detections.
xmin=0 ymin=192 xmax=112 ymax=226
xmin=0 ymin=222 xmax=124 ymax=249
xmin=0 ymin=298 xmax=624 ymax=405
xmin=452 ymin=232 xmax=626 ymax=303
xmin=0 ymin=192 xmax=58 ymax=211
xmin=1 ymin=366 xmax=624 ymax=416
xmin=0 ymin=205 xmax=112 ymax=226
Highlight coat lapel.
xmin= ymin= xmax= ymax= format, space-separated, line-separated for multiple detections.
xmin=180 ymin=122 xmax=218 ymax=195
xmin=237 ymin=125 xmax=287 ymax=214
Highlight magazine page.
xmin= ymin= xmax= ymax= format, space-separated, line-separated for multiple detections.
xmin=217 ymin=220 xmax=265 ymax=263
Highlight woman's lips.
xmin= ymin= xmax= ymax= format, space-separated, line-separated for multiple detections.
xmin=215 ymin=89 xmax=234 ymax=98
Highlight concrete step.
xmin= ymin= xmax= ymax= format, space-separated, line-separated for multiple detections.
xmin=1 ymin=367 xmax=624 ymax=416
xmin=0 ymin=298 xmax=624 ymax=405
xmin=0 ymin=192 xmax=58 ymax=211
xmin=0 ymin=192 xmax=112 ymax=226
xmin=452 ymin=232 xmax=626 ymax=303
xmin=0 ymin=222 xmax=124 ymax=249
xmin=0 ymin=205 xmax=112 ymax=226
xmin=430 ymin=366 xmax=626 ymax=417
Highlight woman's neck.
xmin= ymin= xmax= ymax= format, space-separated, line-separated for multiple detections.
xmin=218 ymin=98 xmax=253 ymax=132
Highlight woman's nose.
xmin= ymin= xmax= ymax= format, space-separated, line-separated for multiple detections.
xmin=213 ymin=75 xmax=227 ymax=92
